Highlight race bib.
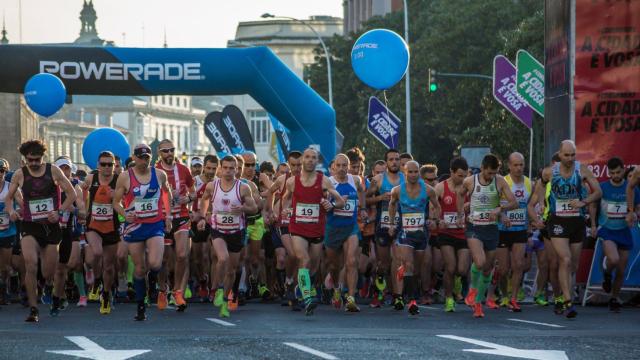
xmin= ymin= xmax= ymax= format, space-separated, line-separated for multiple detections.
xmin=506 ymin=208 xmax=526 ymax=226
xmin=171 ymin=197 xmax=183 ymax=214
xmin=91 ymin=203 xmax=113 ymax=221
xmin=555 ymin=199 xmax=579 ymax=217
xmin=295 ymin=203 xmax=320 ymax=223
xmin=380 ymin=210 xmax=400 ymax=229
xmin=606 ymin=201 xmax=627 ymax=219
xmin=0 ymin=212 xmax=10 ymax=230
xmin=134 ymin=198 xmax=159 ymax=218
xmin=402 ymin=212 xmax=425 ymax=232
xmin=472 ymin=211 xmax=492 ymax=225
xmin=215 ymin=212 xmax=241 ymax=231
xmin=280 ymin=208 xmax=291 ymax=225
xmin=29 ymin=198 xmax=54 ymax=221
xmin=334 ymin=199 xmax=357 ymax=217
xmin=443 ymin=212 xmax=463 ymax=228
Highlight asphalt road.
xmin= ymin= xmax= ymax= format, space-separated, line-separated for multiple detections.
xmin=1 ymin=300 xmax=639 ymax=360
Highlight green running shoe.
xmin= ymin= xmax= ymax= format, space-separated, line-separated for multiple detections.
xmin=444 ymin=297 xmax=456 ymax=312
xmin=219 ymin=302 xmax=230 ymax=318
xmin=453 ymin=276 xmax=462 ymax=296
xmin=517 ymin=288 xmax=525 ymax=302
xmin=534 ymin=293 xmax=549 ymax=306
xmin=185 ymin=286 xmax=193 ymax=300
xmin=375 ymin=277 xmax=386 ymax=292
xmin=214 ymin=288 xmax=224 ymax=307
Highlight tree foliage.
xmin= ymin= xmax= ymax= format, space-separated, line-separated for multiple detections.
xmin=307 ymin=0 xmax=544 ymax=174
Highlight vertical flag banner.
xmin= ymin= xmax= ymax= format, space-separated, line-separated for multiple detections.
xmin=367 ymin=96 xmax=400 ymax=149
xmin=203 ymin=111 xmax=232 ymax=154
xmin=493 ymin=55 xmax=534 ymax=128
xmin=220 ymin=105 xmax=256 ymax=153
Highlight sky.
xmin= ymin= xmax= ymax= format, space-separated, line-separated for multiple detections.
xmin=0 ymin=0 xmax=343 ymax=47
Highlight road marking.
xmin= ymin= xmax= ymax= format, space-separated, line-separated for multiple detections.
xmin=437 ymin=334 xmax=568 ymax=360
xmin=507 ymin=318 xmax=565 ymax=328
xmin=418 ymin=305 xmax=438 ymax=310
xmin=283 ymin=342 xmax=339 ymax=360
xmin=206 ymin=318 xmax=236 ymax=327
xmin=47 ymin=336 xmax=150 ymax=360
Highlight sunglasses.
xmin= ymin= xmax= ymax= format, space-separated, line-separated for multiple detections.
xmin=0 ymin=168 xmax=6 ymax=173
xmin=100 ymin=162 xmax=114 ymax=167
xmin=425 ymin=177 xmax=437 ymax=182
xmin=135 ymin=154 xmax=151 ymax=160
xmin=160 ymin=148 xmax=175 ymax=154
xmin=26 ymin=156 xmax=42 ymax=163
xmin=244 ymin=163 xmax=256 ymax=167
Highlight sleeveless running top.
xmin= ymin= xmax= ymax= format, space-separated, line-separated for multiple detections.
xmin=22 ymin=164 xmax=60 ymax=223
xmin=289 ymin=171 xmax=326 ymax=238
xmin=328 ymin=174 xmax=358 ymax=227
xmin=469 ymin=174 xmax=500 ymax=226
xmin=398 ymin=180 xmax=429 ymax=239
xmin=0 ymin=180 xmax=17 ymax=236
xmin=157 ymin=162 xmax=193 ymax=218
xmin=376 ymin=172 xmax=405 ymax=232
xmin=87 ymin=172 xmax=119 ymax=233
xmin=439 ymin=180 xmax=466 ymax=239
xmin=499 ymin=174 xmax=531 ymax=232
xmin=548 ymin=162 xmax=585 ymax=218
xmin=210 ymin=178 xmax=245 ymax=233
xmin=192 ymin=175 xmax=214 ymax=214
xmin=124 ymin=168 xmax=164 ymax=224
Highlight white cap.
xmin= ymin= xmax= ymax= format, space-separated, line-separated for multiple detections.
xmin=191 ymin=158 xmax=204 ymax=166
xmin=54 ymin=158 xmax=73 ymax=169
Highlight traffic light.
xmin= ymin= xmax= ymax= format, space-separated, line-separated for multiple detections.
xmin=428 ymin=68 xmax=438 ymax=92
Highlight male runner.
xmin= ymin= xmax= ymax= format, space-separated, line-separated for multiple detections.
xmin=82 ymin=151 xmax=120 ymax=314
xmin=457 ymin=154 xmax=518 ymax=318
xmin=155 ymin=139 xmax=195 ymax=311
xmin=597 ymin=157 xmax=640 ymax=311
xmin=282 ymin=148 xmax=345 ymax=315
xmin=113 ymin=143 xmax=173 ymax=321
xmin=436 ymin=157 xmax=470 ymax=312
xmin=5 ymin=140 xmax=76 ymax=322
xmin=367 ymin=149 xmax=404 ymax=307
xmin=388 ymin=161 xmax=440 ymax=315
xmin=491 ymin=152 xmax=532 ymax=312
xmin=190 ymin=157 xmax=204 ymax=177
xmin=197 ymin=155 xmax=257 ymax=318
xmin=536 ymin=140 xmax=601 ymax=318
xmin=0 ymin=158 xmax=22 ymax=306
xmin=325 ymin=154 xmax=367 ymax=312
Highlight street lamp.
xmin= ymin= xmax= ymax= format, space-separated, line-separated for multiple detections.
xmin=402 ymin=0 xmax=412 ymax=154
xmin=261 ymin=13 xmax=333 ymax=108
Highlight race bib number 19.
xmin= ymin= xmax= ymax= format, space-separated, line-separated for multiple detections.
xmin=295 ymin=203 xmax=320 ymax=223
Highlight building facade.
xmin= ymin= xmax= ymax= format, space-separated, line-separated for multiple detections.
xmin=343 ymin=0 xmax=403 ymax=35
xmin=226 ymin=16 xmax=342 ymax=164
xmin=0 ymin=94 xmax=39 ymax=168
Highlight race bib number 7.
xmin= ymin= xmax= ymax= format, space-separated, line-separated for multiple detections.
xmin=606 ymin=201 xmax=627 ymax=219
xmin=295 ymin=203 xmax=320 ymax=223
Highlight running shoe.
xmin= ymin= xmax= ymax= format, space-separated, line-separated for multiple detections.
xmin=534 ymin=293 xmax=548 ymax=306
xmin=345 ymin=295 xmax=360 ymax=312
xmin=59 ymin=298 xmax=69 ymax=311
xmin=369 ymin=293 xmax=382 ymax=308
xmin=374 ymin=277 xmax=386 ymax=293
xmin=331 ymin=289 xmax=343 ymax=309
xmin=209 ymin=288 xmax=217 ymax=303
xmin=41 ymin=288 xmax=52 ymax=305
xmin=393 ymin=296 xmax=405 ymax=311
xmin=486 ymin=297 xmax=499 ymax=310
xmin=465 ymin=288 xmax=477 ymax=307
xmin=609 ymin=298 xmax=621 ymax=313
xmin=198 ymin=283 xmax=209 ymax=300
xmin=453 ymin=275 xmax=463 ymax=298
xmin=473 ymin=303 xmax=484 ymax=318
xmin=157 ymin=290 xmax=168 ymax=310
xmin=228 ymin=295 xmax=238 ymax=312
xmin=444 ymin=297 xmax=456 ymax=312
xmin=184 ymin=286 xmax=193 ymax=300
xmin=168 ymin=293 xmax=176 ymax=306
xmin=213 ymin=288 xmax=224 ymax=307
xmin=174 ymin=290 xmax=187 ymax=312
xmin=100 ymin=293 xmax=111 ymax=315
xmin=88 ymin=286 xmax=100 ymax=302
xmin=259 ymin=285 xmax=272 ymax=300
xmin=508 ymin=298 xmax=522 ymax=312
xmin=134 ymin=303 xmax=146 ymax=321
xmin=517 ymin=288 xmax=525 ymax=302
xmin=25 ymin=307 xmax=39 ymax=323
xmin=564 ymin=301 xmax=577 ymax=318
xmin=408 ymin=299 xmax=419 ymax=316
xmin=304 ymin=296 xmax=318 ymax=316
xmin=499 ymin=297 xmax=510 ymax=308
xmin=219 ymin=302 xmax=230 ymax=318
xmin=553 ymin=296 xmax=564 ymax=315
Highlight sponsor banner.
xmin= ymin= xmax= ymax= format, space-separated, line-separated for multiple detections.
xmin=203 ymin=111 xmax=232 ymax=154
xmin=220 ymin=105 xmax=255 ymax=153
xmin=269 ymin=113 xmax=291 ymax=161
xmin=575 ymin=0 xmax=640 ymax=179
xmin=492 ymin=55 xmax=534 ymax=128
xmin=367 ymin=96 xmax=400 ymax=149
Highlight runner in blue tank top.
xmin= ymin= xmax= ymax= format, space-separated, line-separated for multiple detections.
xmin=539 ymin=140 xmax=601 ymax=319
xmin=388 ymin=161 xmax=440 ymax=316
xmin=366 ymin=149 xmax=405 ymax=308
xmin=596 ymin=157 xmax=640 ymax=312
xmin=325 ymin=154 xmax=367 ymax=313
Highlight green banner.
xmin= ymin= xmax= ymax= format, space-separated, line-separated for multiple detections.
xmin=516 ymin=50 xmax=545 ymax=117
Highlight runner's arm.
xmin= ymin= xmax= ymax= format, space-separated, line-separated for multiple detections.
xmin=53 ymin=165 xmax=77 ymax=212
xmin=579 ymin=164 xmax=602 ymax=207
xmin=626 ymin=168 xmax=640 ymax=226
xmin=365 ymin=174 xmax=382 ymax=206
xmin=456 ymin=177 xmax=470 ymax=219
xmin=5 ymin=169 xmax=22 ymax=219
xmin=240 ymin=183 xmax=258 ymax=214
xmin=387 ymin=186 xmax=400 ymax=227
xmin=497 ymin=176 xmax=518 ymax=212
xmin=197 ymin=182 xmax=214 ymax=221
xmin=323 ymin=176 xmax=345 ymax=209
xmin=112 ymin=172 xmax=129 ymax=218
xmin=157 ymin=169 xmax=173 ymax=220
xmin=74 ymin=183 xmax=86 ymax=220
xmin=426 ymin=185 xmax=441 ymax=221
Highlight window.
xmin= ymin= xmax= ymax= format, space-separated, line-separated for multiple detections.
xmin=169 ymin=97 xmax=173 ymax=106
xmin=72 ymin=142 xmax=78 ymax=163
xmin=49 ymin=139 xmax=56 ymax=160
xmin=248 ymin=110 xmax=270 ymax=144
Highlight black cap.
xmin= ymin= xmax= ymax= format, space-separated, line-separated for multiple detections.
xmin=133 ymin=144 xmax=152 ymax=158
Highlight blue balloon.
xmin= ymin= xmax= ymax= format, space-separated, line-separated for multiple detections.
xmin=82 ymin=128 xmax=130 ymax=169
xmin=23 ymin=73 xmax=67 ymax=117
xmin=351 ymin=29 xmax=410 ymax=90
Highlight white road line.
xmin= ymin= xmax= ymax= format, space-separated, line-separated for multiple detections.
xmin=206 ymin=318 xmax=236 ymax=327
xmin=507 ymin=318 xmax=565 ymax=328
xmin=418 ymin=305 xmax=438 ymax=310
xmin=283 ymin=342 xmax=339 ymax=360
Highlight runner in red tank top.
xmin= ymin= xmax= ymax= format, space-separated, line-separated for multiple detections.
xmin=435 ymin=157 xmax=471 ymax=312
xmin=282 ymin=148 xmax=345 ymax=315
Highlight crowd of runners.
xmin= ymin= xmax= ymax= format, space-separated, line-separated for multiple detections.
xmin=1 ymin=138 xmax=639 ymax=323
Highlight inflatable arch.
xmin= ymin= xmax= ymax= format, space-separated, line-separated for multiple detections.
xmin=0 ymin=45 xmax=336 ymax=163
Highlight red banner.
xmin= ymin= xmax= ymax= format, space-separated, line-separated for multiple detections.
xmin=575 ymin=0 xmax=640 ymax=179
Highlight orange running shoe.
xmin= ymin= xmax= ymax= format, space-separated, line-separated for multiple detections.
xmin=473 ymin=303 xmax=485 ymax=318
xmin=174 ymin=290 xmax=187 ymax=311
xmin=228 ymin=291 xmax=238 ymax=311
xmin=465 ymin=288 xmax=477 ymax=307
xmin=508 ymin=297 xmax=522 ymax=312
xmin=157 ymin=290 xmax=168 ymax=310
xmin=486 ymin=297 xmax=499 ymax=310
